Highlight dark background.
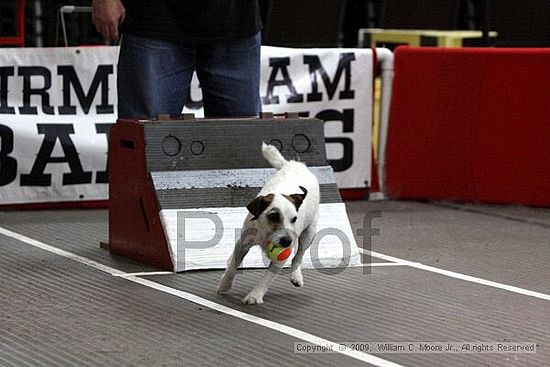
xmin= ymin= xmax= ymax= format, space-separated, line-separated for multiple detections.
xmin=1 ymin=0 xmax=549 ymax=47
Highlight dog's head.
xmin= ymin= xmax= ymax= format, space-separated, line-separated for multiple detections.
xmin=246 ymin=186 xmax=308 ymax=249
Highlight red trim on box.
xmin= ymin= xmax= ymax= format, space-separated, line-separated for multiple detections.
xmin=340 ymin=188 xmax=368 ymax=201
xmin=108 ymin=119 xmax=173 ymax=270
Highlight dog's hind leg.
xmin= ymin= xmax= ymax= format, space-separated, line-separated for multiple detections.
xmin=217 ymin=240 xmax=251 ymax=294
xmin=243 ymin=262 xmax=283 ymax=305
xmin=290 ymin=220 xmax=317 ymax=287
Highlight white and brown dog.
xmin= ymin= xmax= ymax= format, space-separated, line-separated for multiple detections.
xmin=217 ymin=143 xmax=320 ymax=305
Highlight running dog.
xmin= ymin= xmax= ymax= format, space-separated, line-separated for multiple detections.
xmin=217 ymin=143 xmax=320 ymax=305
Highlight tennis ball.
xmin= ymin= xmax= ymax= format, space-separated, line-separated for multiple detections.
xmin=266 ymin=241 xmax=292 ymax=261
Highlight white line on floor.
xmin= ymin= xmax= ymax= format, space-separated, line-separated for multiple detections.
xmin=113 ymin=264 xmax=407 ymax=277
xmin=353 ymin=262 xmax=411 ymax=267
xmin=358 ymin=248 xmax=550 ymax=301
xmin=113 ymin=271 xmax=174 ymax=277
xmin=0 ymin=226 xmax=405 ymax=367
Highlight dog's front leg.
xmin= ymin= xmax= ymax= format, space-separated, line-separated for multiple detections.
xmin=243 ymin=261 xmax=283 ymax=305
xmin=290 ymin=220 xmax=317 ymax=287
xmin=218 ymin=240 xmax=251 ymax=294
xmin=289 ymin=245 xmax=306 ymax=287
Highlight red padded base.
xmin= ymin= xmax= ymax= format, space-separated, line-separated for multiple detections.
xmin=386 ymin=47 xmax=550 ymax=207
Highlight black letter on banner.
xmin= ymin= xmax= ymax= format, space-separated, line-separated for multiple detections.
xmin=0 ymin=125 xmax=17 ymax=186
xmin=95 ymin=123 xmax=112 ymax=184
xmin=18 ymin=67 xmax=55 ymax=115
xmin=0 ymin=67 xmax=16 ymax=114
xmin=304 ymin=53 xmax=356 ymax=101
xmin=317 ymin=109 xmax=354 ymax=172
xmin=261 ymin=57 xmax=303 ymax=105
xmin=58 ymin=65 xmax=114 ymax=114
xmin=20 ymin=124 xmax=92 ymax=186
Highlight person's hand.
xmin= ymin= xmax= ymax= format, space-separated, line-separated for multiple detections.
xmin=92 ymin=0 xmax=126 ymax=41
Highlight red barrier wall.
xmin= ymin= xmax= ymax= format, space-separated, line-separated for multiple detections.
xmin=385 ymin=47 xmax=550 ymax=207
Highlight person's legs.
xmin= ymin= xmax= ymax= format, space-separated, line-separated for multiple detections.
xmin=195 ymin=32 xmax=261 ymax=118
xmin=117 ymin=34 xmax=196 ymax=119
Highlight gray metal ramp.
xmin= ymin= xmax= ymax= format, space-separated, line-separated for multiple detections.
xmin=1 ymin=200 xmax=549 ymax=366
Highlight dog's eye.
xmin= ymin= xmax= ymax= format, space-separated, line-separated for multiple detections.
xmin=266 ymin=212 xmax=280 ymax=223
xmin=291 ymin=216 xmax=297 ymax=223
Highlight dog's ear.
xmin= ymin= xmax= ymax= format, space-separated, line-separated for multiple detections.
xmin=247 ymin=194 xmax=274 ymax=220
xmin=285 ymin=186 xmax=308 ymax=211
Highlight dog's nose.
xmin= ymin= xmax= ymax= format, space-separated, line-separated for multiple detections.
xmin=279 ymin=236 xmax=292 ymax=247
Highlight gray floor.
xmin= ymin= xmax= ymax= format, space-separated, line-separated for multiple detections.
xmin=0 ymin=200 xmax=549 ymax=367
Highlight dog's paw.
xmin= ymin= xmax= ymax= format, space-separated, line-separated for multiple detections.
xmin=217 ymin=280 xmax=232 ymax=295
xmin=290 ymin=271 xmax=304 ymax=287
xmin=217 ymin=286 xmax=230 ymax=295
xmin=242 ymin=293 xmax=264 ymax=305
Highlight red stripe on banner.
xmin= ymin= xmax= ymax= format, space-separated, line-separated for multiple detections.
xmin=0 ymin=200 xmax=108 ymax=211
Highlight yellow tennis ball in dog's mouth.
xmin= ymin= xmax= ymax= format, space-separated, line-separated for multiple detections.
xmin=266 ymin=241 xmax=292 ymax=261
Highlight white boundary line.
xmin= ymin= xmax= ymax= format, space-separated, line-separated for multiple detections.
xmin=113 ymin=264 xmax=407 ymax=277
xmin=352 ymin=262 xmax=410 ymax=268
xmin=0 ymin=226 xmax=405 ymax=367
xmin=358 ymin=248 xmax=550 ymax=301
xmin=114 ymin=271 xmax=174 ymax=277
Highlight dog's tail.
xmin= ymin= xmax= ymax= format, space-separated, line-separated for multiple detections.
xmin=262 ymin=142 xmax=287 ymax=169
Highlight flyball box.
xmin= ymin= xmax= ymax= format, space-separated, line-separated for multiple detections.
xmin=108 ymin=114 xmax=360 ymax=272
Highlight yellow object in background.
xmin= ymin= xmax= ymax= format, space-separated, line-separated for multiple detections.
xmin=359 ymin=29 xmax=498 ymax=48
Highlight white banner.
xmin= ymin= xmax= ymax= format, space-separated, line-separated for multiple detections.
xmin=0 ymin=46 xmax=373 ymax=205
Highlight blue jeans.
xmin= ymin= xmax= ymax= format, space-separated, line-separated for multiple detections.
xmin=117 ymin=33 xmax=261 ymax=119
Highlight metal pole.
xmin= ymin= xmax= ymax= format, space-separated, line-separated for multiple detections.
xmin=481 ymin=0 xmax=490 ymax=46
xmin=33 ymin=0 xmax=43 ymax=47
